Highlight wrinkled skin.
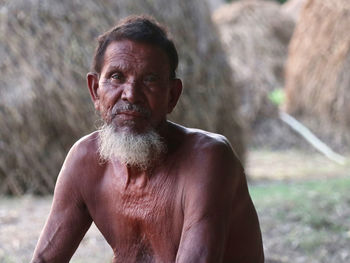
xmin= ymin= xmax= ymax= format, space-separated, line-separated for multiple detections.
xmin=31 ymin=40 xmax=264 ymax=263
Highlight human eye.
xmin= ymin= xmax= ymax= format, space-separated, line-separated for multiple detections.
xmin=143 ymin=74 xmax=159 ymax=85
xmin=111 ymin=72 xmax=124 ymax=82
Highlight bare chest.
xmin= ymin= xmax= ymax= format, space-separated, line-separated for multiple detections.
xmin=88 ymin=168 xmax=184 ymax=262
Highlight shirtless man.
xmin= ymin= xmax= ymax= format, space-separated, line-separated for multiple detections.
xmin=31 ymin=15 xmax=264 ymax=263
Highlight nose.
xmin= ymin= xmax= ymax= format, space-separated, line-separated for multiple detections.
xmin=121 ymin=79 xmax=143 ymax=104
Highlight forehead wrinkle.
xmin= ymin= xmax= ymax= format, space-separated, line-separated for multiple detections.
xmin=102 ymin=40 xmax=170 ymax=77
xmin=102 ymin=54 xmax=144 ymax=77
xmin=104 ymin=62 xmax=130 ymax=73
xmin=104 ymin=51 xmax=149 ymax=72
xmin=105 ymin=42 xmax=149 ymax=63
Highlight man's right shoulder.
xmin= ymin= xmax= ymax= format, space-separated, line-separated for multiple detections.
xmin=64 ymin=131 xmax=101 ymax=168
xmin=53 ymin=131 xmax=102 ymax=198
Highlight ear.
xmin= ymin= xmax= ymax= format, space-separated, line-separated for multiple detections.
xmin=87 ymin=72 xmax=100 ymax=111
xmin=167 ymin=78 xmax=183 ymax=114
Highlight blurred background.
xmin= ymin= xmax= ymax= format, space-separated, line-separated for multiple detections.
xmin=0 ymin=0 xmax=349 ymax=262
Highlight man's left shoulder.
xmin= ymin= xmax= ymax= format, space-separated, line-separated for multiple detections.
xmin=182 ymin=127 xmax=243 ymax=172
xmin=190 ymin=128 xmax=228 ymax=145
xmin=186 ymin=128 xmax=237 ymax=159
xmin=181 ymin=127 xmax=245 ymax=197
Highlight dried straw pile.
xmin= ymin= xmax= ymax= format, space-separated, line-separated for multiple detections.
xmin=281 ymin=0 xmax=307 ymax=21
xmin=284 ymin=0 xmax=350 ymax=152
xmin=213 ymin=0 xmax=296 ymax=147
xmin=0 ymin=0 xmax=244 ymax=195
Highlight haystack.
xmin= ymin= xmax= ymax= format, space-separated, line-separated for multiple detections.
xmin=213 ymin=0 xmax=296 ymax=147
xmin=284 ymin=0 xmax=350 ymax=152
xmin=281 ymin=0 xmax=307 ymax=21
xmin=0 ymin=0 xmax=244 ymax=195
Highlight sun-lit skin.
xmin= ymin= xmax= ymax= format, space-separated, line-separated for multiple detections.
xmin=31 ymin=40 xmax=264 ymax=263
xmin=88 ymin=40 xmax=181 ymax=135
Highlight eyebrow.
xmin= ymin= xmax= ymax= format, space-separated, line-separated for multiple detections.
xmin=103 ymin=63 xmax=129 ymax=75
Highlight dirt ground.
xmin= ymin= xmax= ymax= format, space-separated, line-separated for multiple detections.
xmin=246 ymin=149 xmax=350 ymax=181
xmin=0 ymin=149 xmax=349 ymax=262
xmin=0 ymin=196 xmax=112 ymax=263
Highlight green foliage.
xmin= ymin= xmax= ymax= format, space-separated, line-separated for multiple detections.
xmin=0 ymin=255 xmax=16 ymax=263
xmin=250 ymin=176 xmax=350 ymax=202
xmin=250 ymin=177 xmax=350 ymax=258
xmin=268 ymin=88 xmax=285 ymax=106
xmin=298 ymin=230 xmax=329 ymax=254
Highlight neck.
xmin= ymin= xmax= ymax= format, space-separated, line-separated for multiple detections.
xmin=155 ymin=119 xmax=169 ymax=139
xmin=124 ymin=164 xmax=152 ymax=190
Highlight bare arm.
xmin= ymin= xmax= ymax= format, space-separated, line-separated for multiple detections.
xmin=31 ymin=143 xmax=93 ymax=263
xmin=176 ymin=138 xmax=261 ymax=263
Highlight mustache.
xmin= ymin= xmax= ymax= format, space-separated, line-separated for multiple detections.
xmin=110 ymin=103 xmax=151 ymax=118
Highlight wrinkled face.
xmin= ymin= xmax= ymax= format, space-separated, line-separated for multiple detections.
xmin=88 ymin=40 xmax=182 ymax=134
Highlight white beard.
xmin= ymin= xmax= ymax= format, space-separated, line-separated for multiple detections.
xmin=98 ymin=123 xmax=167 ymax=171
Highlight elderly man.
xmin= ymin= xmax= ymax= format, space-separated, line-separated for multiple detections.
xmin=32 ymin=15 xmax=264 ymax=263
